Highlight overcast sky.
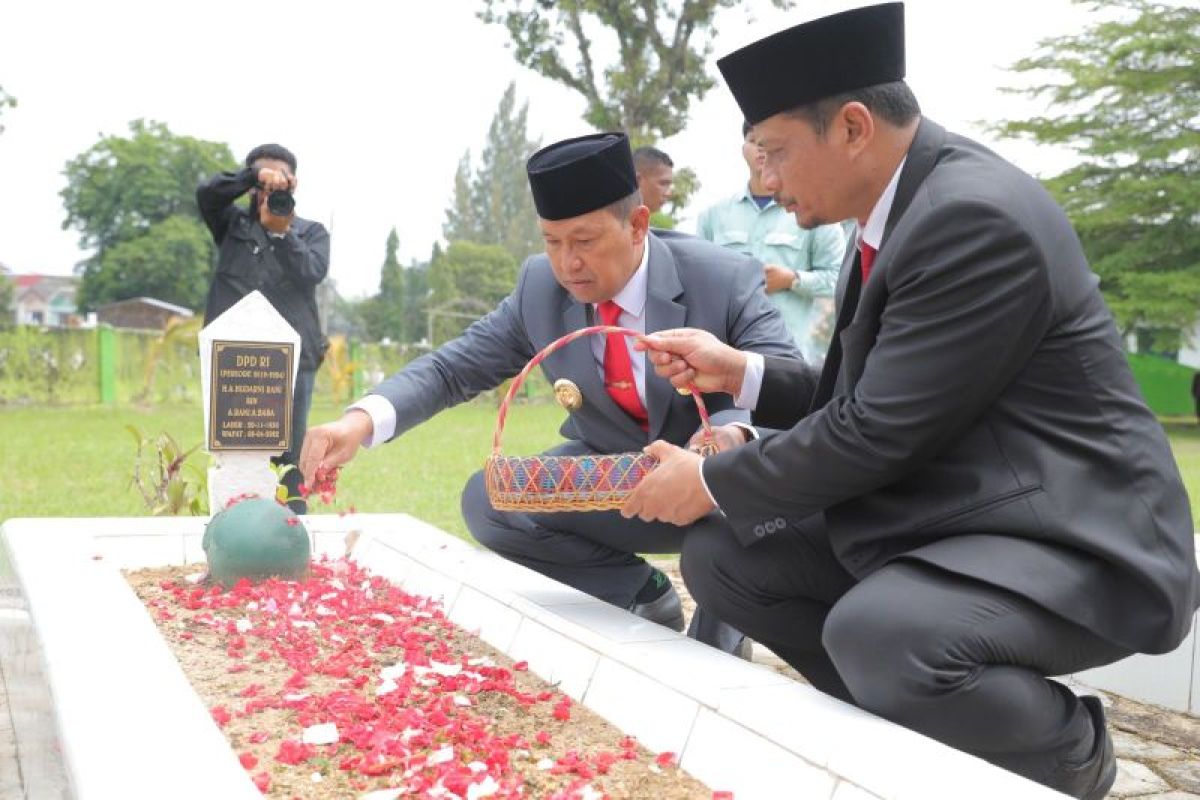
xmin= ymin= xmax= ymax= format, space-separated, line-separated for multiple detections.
xmin=0 ymin=0 xmax=1091 ymax=299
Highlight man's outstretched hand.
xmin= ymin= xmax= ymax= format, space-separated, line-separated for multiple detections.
xmin=634 ymin=328 xmax=748 ymax=398
xmin=620 ymin=440 xmax=715 ymax=526
xmin=299 ymin=410 xmax=373 ymax=487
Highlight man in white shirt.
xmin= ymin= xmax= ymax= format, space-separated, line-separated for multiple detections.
xmin=299 ymin=132 xmax=799 ymax=654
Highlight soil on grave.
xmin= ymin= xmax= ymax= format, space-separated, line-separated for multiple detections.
xmin=127 ymin=564 xmax=716 ymax=799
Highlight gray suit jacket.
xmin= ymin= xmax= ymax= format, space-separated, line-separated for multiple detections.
xmin=371 ymin=231 xmax=799 ymax=456
xmin=704 ymin=118 xmax=1198 ymax=654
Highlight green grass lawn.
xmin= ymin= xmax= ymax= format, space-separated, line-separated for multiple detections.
xmin=0 ymin=399 xmax=566 ymax=540
xmin=1163 ymin=419 xmax=1200 ymax=523
xmin=3 ymin=403 xmax=1198 ymax=534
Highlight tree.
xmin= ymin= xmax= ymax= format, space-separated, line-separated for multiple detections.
xmin=61 ymin=119 xmax=236 ymax=311
xmin=0 ymin=275 xmax=13 ymax=328
xmin=480 ymin=0 xmax=790 ymax=142
xmin=990 ymin=0 xmax=1200 ymax=351
xmin=445 ymin=154 xmax=477 ymax=241
xmin=0 ymin=85 xmax=15 ymax=135
xmin=363 ymin=227 xmax=406 ymax=342
xmin=403 ymin=248 xmax=434 ymax=344
xmin=324 ymin=291 xmax=369 ymax=340
xmin=87 ymin=216 xmax=213 ymax=310
xmin=427 ymin=241 xmax=518 ymax=344
xmin=479 ymin=0 xmax=792 ymax=215
xmin=361 ymin=230 xmax=432 ymax=344
xmin=444 ymin=83 xmax=543 ymax=263
xmin=380 ymin=228 xmax=405 ymax=332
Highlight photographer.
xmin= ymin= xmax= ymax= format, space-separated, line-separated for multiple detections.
xmin=198 ymin=143 xmax=330 ymax=513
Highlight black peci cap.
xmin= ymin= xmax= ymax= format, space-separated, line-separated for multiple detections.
xmin=718 ymin=3 xmax=905 ymax=125
xmin=526 ymin=133 xmax=638 ymax=221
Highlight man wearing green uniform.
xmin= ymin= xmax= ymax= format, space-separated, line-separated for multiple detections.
xmin=697 ymin=121 xmax=846 ymax=362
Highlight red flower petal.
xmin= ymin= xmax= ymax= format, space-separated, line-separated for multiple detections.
xmin=552 ymin=697 xmax=571 ymax=721
xmin=252 ymin=771 xmax=270 ymax=793
xmin=274 ymin=739 xmax=316 ymax=765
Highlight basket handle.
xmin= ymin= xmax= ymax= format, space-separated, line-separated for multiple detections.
xmin=491 ymin=325 xmax=714 ymax=457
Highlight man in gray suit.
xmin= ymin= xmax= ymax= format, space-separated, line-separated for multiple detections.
xmin=300 ymin=132 xmax=799 ymax=653
xmin=621 ymin=5 xmax=1198 ymax=799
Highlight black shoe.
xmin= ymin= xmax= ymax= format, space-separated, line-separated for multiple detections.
xmin=1054 ymin=695 xmax=1116 ymax=800
xmin=628 ymin=583 xmax=685 ymax=632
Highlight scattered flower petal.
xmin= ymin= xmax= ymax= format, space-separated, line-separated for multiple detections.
xmin=251 ymin=771 xmax=270 ymax=793
xmin=139 ymin=556 xmax=697 ymax=797
xmin=210 ymin=706 xmax=231 ymax=727
xmin=301 ymin=722 xmax=339 ymax=745
xmin=427 ymin=745 xmax=455 ymax=766
xmin=467 ymin=775 xmax=501 ymax=799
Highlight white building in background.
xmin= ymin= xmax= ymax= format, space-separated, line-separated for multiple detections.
xmin=5 ymin=272 xmax=81 ymax=328
xmin=1177 ymin=318 xmax=1200 ymax=370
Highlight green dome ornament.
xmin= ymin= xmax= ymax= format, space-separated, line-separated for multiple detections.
xmin=202 ymin=497 xmax=311 ymax=586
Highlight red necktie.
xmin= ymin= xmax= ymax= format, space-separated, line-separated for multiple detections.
xmin=598 ymin=300 xmax=649 ymax=431
xmin=861 ymin=242 xmax=877 ymax=284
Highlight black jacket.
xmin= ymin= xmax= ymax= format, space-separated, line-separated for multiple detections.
xmin=704 ymin=119 xmax=1198 ymax=655
xmin=198 ymin=167 xmax=330 ymax=371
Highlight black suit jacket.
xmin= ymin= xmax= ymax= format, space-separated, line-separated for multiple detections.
xmin=703 ymin=118 xmax=1198 ymax=654
xmin=198 ymin=168 xmax=330 ymax=371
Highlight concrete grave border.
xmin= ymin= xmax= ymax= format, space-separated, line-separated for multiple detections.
xmin=0 ymin=514 xmax=1067 ymax=800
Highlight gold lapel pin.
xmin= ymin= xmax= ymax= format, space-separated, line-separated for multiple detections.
xmin=553 ymin=378 xmax=584 ymax=411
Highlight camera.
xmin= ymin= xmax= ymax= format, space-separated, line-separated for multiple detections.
xmin=267 ymin=189 xmax=295 ymax=216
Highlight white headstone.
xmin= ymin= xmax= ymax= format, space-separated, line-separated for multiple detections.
xmin=199 ymin=291 xmax=302 ymax=513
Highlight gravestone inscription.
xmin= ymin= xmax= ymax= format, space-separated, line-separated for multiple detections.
xmin=208 ymin=341 xmax=293 ymax=451
xmin=199 ymin=291 xmax=301 ymax=512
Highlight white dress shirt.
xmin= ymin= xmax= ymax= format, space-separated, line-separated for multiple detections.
xmin=858 ymin=156 xmax=906 ymax=255
xmin=589 ymin=239 xmax=651 ymax=406
xmin=350 ymin=242 xmax=652 ymax=448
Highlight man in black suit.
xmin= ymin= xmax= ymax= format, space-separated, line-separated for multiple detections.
xmin=198 ymin=143 xmax=330 ymax=513
xmin=621 ymin=5 xmax=1198 ymax=798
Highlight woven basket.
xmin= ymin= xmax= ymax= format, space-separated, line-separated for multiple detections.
xmin=485 ymin=325 xmax=714 ymax=512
